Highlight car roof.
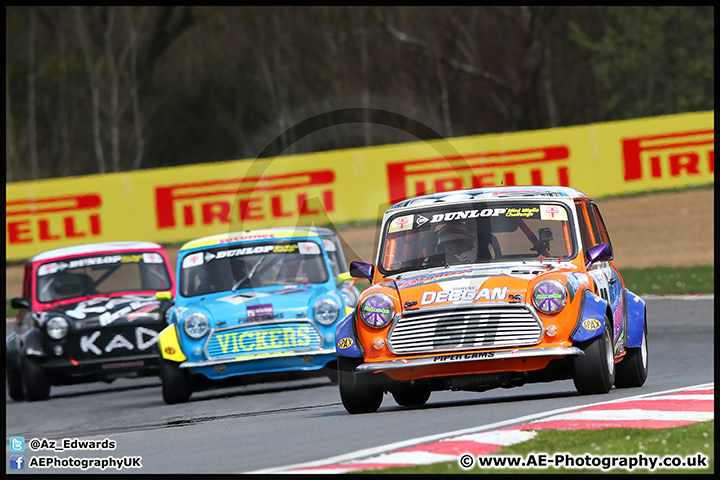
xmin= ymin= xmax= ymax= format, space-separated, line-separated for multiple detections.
xmin=388 ymin=186 xmax=589 ymax=210
xmin=29 ymin=241 xmax=164 ymax=263
xmin=179 ymin=228 xmax=324 ymax=251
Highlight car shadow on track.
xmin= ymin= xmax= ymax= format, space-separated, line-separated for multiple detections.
xmin=315 ymin=388 xmax=584 ymax=417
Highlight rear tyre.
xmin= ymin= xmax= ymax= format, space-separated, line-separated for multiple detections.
xmin=160 ymin=357 xmax=192 ymax=404
xmin=338 ymin=356 xmax=383 ymax=414
xmin=391 ymin=384 xmax=431 ymax=407
xmin=21 ymin=352 xmax=51 ymax=401
xmin=573 ymin=317 xmax=615 ymax=394
xmin=614 ymin=320 xmax=648 ymax=388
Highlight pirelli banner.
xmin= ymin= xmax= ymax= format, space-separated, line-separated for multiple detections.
xmin=6 ymin=110 xmax=714 ymax=261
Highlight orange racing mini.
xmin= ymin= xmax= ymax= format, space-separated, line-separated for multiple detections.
xmin=335 ymin=186 xmax=648 ymax=414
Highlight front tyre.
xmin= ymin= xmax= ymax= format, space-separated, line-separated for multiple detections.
xmin=338 ymin=356 xmax=383 ymax=414
xmin=573 ymin=316 xmax=615 ymax=394
xmin=6 ymin=353 xmax=25 ymax=401
xmin=160 ymin=357 xmax=192 ymax=404
xmin=614 ymin=320 xmax=648 ymax=388
xmin=21 ymin=352 xmax=51 ymax=401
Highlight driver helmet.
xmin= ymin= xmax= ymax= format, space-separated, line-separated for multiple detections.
xmin=436 ymin=221 xmax=478 ymax=264
xmin=54 ymin=273 xmax=83 ymax=297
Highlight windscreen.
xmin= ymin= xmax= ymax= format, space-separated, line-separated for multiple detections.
xmin=36 ymin=251 xmax=172 ymax=303
xmin=179 ymin=241 xmax=329 ymax=297
xmin=379 ymin=202 xmax=577 ymax=275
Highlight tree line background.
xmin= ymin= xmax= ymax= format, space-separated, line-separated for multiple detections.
xmin=6 ymin=6 xmax=714 ymax=182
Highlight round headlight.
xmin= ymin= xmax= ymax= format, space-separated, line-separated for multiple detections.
xmin=533 ymin=279 xmax=567 ymax=314
xmin=314 ymin=298 xmax=340 ymax=325
xmin=184 ymin=312 xmax=209 ymax=339
xmin=340 ymin=285 xmax=360 ymax=308
xmin=46 ymin=317 xmax=69 ymax=340
xmin=359 ymin=293 xmax=395 ymax=328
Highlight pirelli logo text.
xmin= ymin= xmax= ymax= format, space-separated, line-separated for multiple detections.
xmin=622 ymin=129 xmax=714 ymax=182
xmin=154 ymin=170 xmax=336 ymax=230
xmin=6 ymin=194 xmax=102 ymax=245
xmin=386 ymin=146 xmax=570 ymax=203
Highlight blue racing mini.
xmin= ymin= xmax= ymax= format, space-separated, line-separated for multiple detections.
xmin=156 ymin=227 xmax=357 ymax=404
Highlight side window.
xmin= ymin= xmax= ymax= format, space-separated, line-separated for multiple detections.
xmin=574 ymin=201 xmax=593 ymax=253
xmin=587 ymin=202 xmax=612 ymax=248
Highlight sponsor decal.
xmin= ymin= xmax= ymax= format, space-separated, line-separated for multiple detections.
xmin=395 ymin=269 xmax=475 ymax=288
xmin=64 ymin=256 xmax=122 ymax=269
xmin=64 ymin=297 xmax=157 ymax=320
xmin=420 ymin=286 xmax=509 ymax=305
xmin=215 ymin=325 xmax=312 ymax=354
xmin=433 ymin=351 xmax=495 ymax=362
xmin=79 ymin=326 xmax=159 ymax=355
xmin=389 ymin=215 xmax=414 ymax=233
xmin=246 ymin=304 xmax=274 ymax=322
xmin=38 ymin=262 xmax=63 ymax=276
xmin=219 ymin=234 xmax=277 ymax=244
xmin=540 ymin=204 xmax=568 ymax=220
xmin=337 ymin=337 xmax=354 ymax=349
xmin=506 ymin=206 xmax=540 ymax=218
xmin=582 ymin=318 xmax=602 ymax=330
xmin=143 ymin=252 xmax=164 ymax=264
xmin=322 ymin=238 xmax=336 ymax=251
xmin=215 ymin=245 xmax=275 ymax=258
xmin=273 ymin=244 xmax=299 ymax=253
xmin=298 ymin=241 xmax=321 ymax=254
xmin=429 ymin=208 xmax=507 ymax=223
xmin=126 ymin=304 xmax=160 ymax=322
xmin=415 ymin=214 xmax=430 ymax=227
xmin=182 ymin=252 xmax=203 ymax=269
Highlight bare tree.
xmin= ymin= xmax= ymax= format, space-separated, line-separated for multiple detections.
xmin=6 ymin=69 xmax=19 ymax=182
xmin=74 ymin=6 xmax=106 ymax=174
xmin=28 ymin=8 xmax=40 ymax=179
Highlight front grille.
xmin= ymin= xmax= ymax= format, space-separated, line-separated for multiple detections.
xmin=205 ymin=321 xmax=322 ymax=359
xmin=388 ymin=304 xmax=543 ymax=354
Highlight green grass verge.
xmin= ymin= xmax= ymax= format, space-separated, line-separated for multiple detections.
xmin=621 ymin=265 xmax=714 ymax=295
xmin=363 ymin=420 xmax=713 ymax=474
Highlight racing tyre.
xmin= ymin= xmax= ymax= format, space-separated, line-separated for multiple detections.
xmin=572 ymin=316 xmax=615 ymax=395
xmin=6 ymin=355 xmax=25 ymax=401
xmin=338 ymin=356 xmax=383 ymax=414
xmin=614 ymin=320 xmax=648 ymax=388
xmin=21 ymin=352 xmax=51 ymax=401
xmin=391 ymin=384 xmax=431 ymax=407
xmin=160 ymin=357 xmax=192 ymax=404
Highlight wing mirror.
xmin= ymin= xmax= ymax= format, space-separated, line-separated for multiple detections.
xmin=585 ymin=242 xmax=613 ymax=269
xmin=11 ymin=298 xmax=30 ymax=310
xmin=349 ymin=261 xmax=374 ymax=281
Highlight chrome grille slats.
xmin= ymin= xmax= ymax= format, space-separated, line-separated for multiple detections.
xmin=388 ymin=303 xmax=543 ymax=354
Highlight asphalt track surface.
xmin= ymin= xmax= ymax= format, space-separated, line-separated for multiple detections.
xmin=5 ymin=296 xmax=714 ymax=474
